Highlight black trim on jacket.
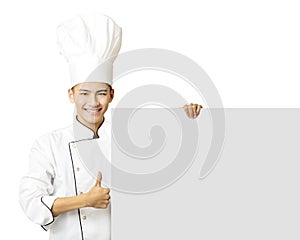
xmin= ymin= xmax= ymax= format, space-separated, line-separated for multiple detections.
xmin=68 ymin=142 xmax=85 ymax=240
xmin=40 ymin=196 xmax=55 ymax=231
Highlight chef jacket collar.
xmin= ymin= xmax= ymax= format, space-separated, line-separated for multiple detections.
xmin=73 ymin=115 xmax=105 ymax=140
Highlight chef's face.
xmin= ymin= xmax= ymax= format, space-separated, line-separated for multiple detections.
xmin=68 ymin=82 xmax=114 ymax=129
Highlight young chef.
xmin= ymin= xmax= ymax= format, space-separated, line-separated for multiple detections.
xmin=19 ymin=13 xmax=122 ymax=240
xmin=19 ymin=13 xmax=202 ymax=240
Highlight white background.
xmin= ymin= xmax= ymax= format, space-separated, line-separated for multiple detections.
xmin=0 ymin=0 xmax=299 ymax=239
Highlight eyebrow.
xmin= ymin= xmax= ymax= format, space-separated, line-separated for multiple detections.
xmin=79 ymin=88 xmax=108 ymax=93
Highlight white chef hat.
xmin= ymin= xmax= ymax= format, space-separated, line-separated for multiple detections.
xmin=56 ymin=13 xmax=122 ymax=88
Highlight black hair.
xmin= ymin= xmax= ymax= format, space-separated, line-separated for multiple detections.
xmin=106 ymin=84 xmax=112 ymax=91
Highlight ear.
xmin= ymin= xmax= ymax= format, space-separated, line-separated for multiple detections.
xmin=68 ymin=88 xmax=75 ymax=103
xmin=109 ymin=88 xmax=114 ymax=103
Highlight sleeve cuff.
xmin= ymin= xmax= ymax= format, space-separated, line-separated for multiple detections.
xmin=40 ymin=196 xmax=57 ymax=231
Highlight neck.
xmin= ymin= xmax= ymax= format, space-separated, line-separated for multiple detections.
xmin=76 ymin=115 xmax=104 ymax=136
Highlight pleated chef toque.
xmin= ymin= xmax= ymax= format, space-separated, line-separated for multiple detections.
xmin=56 ymin=13 xmax=122 ymax=88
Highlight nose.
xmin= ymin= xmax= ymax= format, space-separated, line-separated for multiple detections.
xmin=88 ymin=94 xmax=100 ymax=107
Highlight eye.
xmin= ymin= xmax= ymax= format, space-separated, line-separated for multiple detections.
xmin=80 ymin=92 xmax=88 ymax=96
xmin=98 ymin=93 xmax=107 ymax=96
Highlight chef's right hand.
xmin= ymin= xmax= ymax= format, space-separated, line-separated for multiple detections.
xmin=85 ymin=171 xmax=110 ymax=208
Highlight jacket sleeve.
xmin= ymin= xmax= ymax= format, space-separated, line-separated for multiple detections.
xmin=19 ymin=135 xmax=58 ymax=231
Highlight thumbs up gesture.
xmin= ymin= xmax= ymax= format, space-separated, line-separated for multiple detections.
xmin=85 ymin=172 xmax=110 ymax=209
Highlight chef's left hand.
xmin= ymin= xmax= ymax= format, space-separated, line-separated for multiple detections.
xmin=183 ymin=103 xmax=203 ymax=119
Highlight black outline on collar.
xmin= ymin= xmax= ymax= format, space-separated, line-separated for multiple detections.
xmin=75 ymin=115 xmax=105 ymax=139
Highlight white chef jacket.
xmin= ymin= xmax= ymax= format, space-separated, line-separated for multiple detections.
xmin=19 ymin=117 xmax=112 ymax=240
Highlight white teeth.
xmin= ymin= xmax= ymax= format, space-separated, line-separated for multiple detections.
xmin=86 ymin=109 xmax=101 ymax=113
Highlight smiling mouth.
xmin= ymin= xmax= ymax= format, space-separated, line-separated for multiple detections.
xmin=84 ymin=108 xmax=102 ymax=114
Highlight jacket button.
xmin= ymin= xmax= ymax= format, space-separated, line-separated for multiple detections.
xmin=76 ymin=167 xmax=80 ymax=171
xmin=82 ymin=216 xmax=87 ymax=220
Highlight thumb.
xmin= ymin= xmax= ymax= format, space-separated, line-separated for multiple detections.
xmin=95 ymin=171 xmax=102 ymax=187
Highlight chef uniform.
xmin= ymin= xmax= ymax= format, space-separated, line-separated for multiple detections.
xmin=19 ymin=13 xmax=122 ymax=240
